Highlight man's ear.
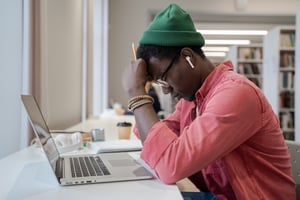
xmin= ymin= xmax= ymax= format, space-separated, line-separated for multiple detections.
xmin=181 ymin=48 xmax=195 ymax=68
xmin=181 ymin=47 xmax=193 ymax=58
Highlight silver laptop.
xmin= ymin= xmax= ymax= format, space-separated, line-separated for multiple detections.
xmin=21 ymin=95 xmax=153 ymax=186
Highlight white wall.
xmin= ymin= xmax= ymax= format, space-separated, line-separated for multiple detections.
xmin=0 ymin=0 xmax=23 ymax=158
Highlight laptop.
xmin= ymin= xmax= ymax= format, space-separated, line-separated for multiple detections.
xmin=21 ymin=95 xmax=153 ymax=186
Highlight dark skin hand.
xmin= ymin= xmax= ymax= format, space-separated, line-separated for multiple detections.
xmin=122 ymin=59 xmax=160 ymax=143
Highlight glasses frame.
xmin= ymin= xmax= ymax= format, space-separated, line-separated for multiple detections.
xmin=153 ymin=53 xmax=179 ymax=88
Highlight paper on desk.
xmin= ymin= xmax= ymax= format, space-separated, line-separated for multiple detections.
xmin=87 ymin=139 xmax=142 ymax=153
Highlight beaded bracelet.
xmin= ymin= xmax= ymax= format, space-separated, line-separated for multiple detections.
xmin=128 ymin=99 xmax=153 ymax=112
xmin=128 ymin=95 xmax=154 ymax=105
xmin=127 ymin=95 xmax=154 ymax=112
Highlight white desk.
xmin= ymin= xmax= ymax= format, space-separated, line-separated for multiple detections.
xmin=0 ymin=114 xmax=183 ymax=200
xmin=66 ymin=112 xmax=138 ymax=141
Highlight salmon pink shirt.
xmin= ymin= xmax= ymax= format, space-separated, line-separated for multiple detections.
xmin=136 ymin=61 xmax=295 ymax=199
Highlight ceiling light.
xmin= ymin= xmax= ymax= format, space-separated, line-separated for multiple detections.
xmin=202 ymin=46 xmax=229 ymax=52
xmin=205 ymin=52 xmax=226 ymax=57
xmin=205 ymin=39 xmax=250 ymax=45
xmin=198 ymin=30 xmax=268 ymax=35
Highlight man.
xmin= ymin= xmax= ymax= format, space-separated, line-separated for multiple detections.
xmin=122 ymin=3 xmax=295 ymax=200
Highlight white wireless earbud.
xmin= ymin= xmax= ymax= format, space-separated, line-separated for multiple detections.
xmin=185 ymin=56 xmax=195 ymax=68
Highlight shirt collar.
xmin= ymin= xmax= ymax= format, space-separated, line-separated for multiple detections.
xmin=195 ymin=61 xmax=234 ymax=102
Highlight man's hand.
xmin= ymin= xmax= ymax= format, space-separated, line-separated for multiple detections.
xmin=122 ymin=58 xmax=151 ymax=98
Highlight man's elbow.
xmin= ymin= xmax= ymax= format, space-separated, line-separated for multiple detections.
xmin=156 ymin=170 xmax=182 ymax=185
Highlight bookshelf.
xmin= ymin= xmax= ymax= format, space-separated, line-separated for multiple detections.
xmin=263 ymin=26 xmax=296 ymax=140
xmin=227 ymin=45 xmax=263 ymax=88
xmin=295 ymin=10 xmax=300 ymax=142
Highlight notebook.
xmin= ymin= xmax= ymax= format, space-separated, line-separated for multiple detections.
xmin=88 ymin=139 xmax=142 ymax=154
xmin=21 ymin=95 xmax=153 ymax=186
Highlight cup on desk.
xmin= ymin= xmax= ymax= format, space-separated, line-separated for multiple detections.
xmin=91 ymin=128 xmax=105 ymax=141
xmin=117 ymin=122 xmax=132 ymax=139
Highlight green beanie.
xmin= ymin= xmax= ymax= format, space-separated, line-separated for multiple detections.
xmin=139 ymin=3 xmax=205 ymax=47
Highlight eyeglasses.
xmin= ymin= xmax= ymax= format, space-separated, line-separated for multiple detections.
xmin=153 ymin=54 xmax=179 ymax=88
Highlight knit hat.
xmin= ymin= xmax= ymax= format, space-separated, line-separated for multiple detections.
xmin=139 ymin=3 xmax=205 ymax=47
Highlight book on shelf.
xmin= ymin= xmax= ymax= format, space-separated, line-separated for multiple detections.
xmin=279 ymin=91 xmax=294 ymax=109
xmin=248 ymin=78 xmax=261 ymax=87
xmin=238 ymin=47 xmax=262 ymax=60
xmin=243 ymin=64 xmax=253 ymax=74
xmin=279 ymin=111 xmax=295 ymax=130
xmin=251 ymin=63 xmax=260 ymax=74
xmin=254 ymin=48 xmax=262 ymax=60
xmin=279 ymin=71 xmax=294 ymax=90
xmin=280 ymin=52 xmax=295 ymax=68
xmin=239 ymin=63 xmax=261 ymax=75
xmin=280 ymin=33 xmax=295 ymax=48
xmin=279 ymin=112 xmax=294 ymax=140
xmin=238 ymin=64 xmax=245 ymax=74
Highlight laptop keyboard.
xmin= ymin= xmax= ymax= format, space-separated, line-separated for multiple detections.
xmin=70 ymin=156 xmax=111 ymax=177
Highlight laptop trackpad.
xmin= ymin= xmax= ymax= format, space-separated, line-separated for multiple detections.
xmin=109 ymin=159 xmax=153 ymax=177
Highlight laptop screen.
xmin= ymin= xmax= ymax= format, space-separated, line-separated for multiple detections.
xmin=21 ymin=95 xmax=59 ymax=172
